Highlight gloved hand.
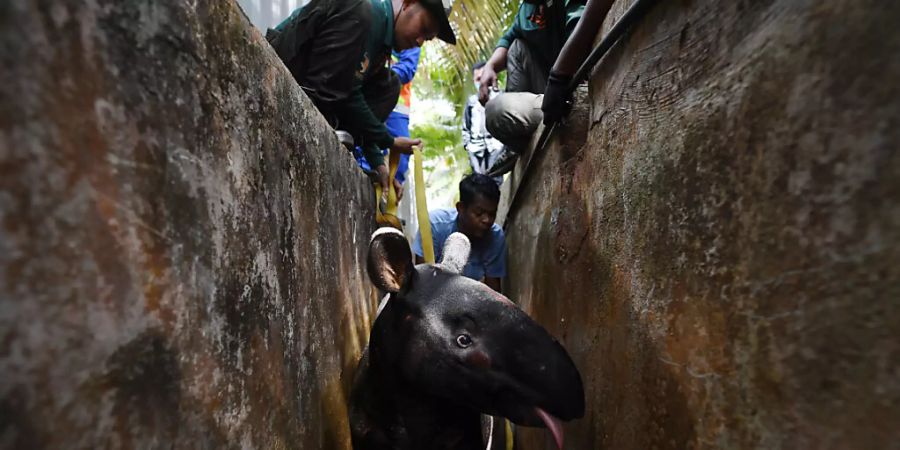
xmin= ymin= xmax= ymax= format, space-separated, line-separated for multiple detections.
xmin=541 ymin=70 xmax=574 ymax=125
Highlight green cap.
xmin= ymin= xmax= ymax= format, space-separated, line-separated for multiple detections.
xmin=421 ymin=0 xmax=456 ymax=45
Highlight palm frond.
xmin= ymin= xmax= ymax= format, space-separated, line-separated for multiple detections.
xmin=418 ymin=0 xmax=519 ymax=112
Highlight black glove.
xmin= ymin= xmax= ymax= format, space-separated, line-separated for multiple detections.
xmin=541 ymin=70 xmax=574 ymax=125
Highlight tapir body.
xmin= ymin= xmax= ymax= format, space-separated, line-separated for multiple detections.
xmin=349 ymin=229 xmax=585 ymax=449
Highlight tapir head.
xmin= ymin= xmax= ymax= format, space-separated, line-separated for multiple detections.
xmin=367 ymin=228 xmax=585 ymax=448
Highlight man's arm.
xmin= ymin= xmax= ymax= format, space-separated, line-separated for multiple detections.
xmin=542 ymin=0 xmax=614 ymax=123
xmin=554 ymin=0 xmax=613 ymax=76
xmin=391 ymin=47 xmax=421 ymax=84
xmin=478 ymin=46 xmax=509 ymax=105
xmin=478 ymin=15 xmax=522 ymax=104
xmin=338 ymin=84 xmax=419 ymax=189
xmin=337 ymin=85 xmax=395 ymax=166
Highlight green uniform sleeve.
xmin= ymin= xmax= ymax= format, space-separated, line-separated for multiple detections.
xmin=335 ymin=85 xmax=394 ymax=167
xmin=362 ymin=143 xmax=385 ymax=168
xmin=496 ymin=22 xmax=519 ymax=49
xmin=565 ymin=0 xmax=586 ymax=37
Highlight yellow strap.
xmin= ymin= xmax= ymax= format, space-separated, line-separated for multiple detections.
xmin=505 ymin=419 xmax=513 ymax=450
xmin=375 ymin=150 xmax=402 ymax=229
xmin=413 ymin=147 xmax=435 ymax=263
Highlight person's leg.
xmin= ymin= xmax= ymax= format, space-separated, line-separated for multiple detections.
xmin=485 ymin=92 xmax=543 ymax=151
xmin=505 ymin=39 xmax=551 ymax=95
xmin=466 ymin=143 xmax=488 ymax=174
xmin=486 ymin=38 xmax=550 ymax=176
xmin=483 ymin=92 xmax=543 ymax=177
xmin=505 ymin=39 xmax=532 ymax=94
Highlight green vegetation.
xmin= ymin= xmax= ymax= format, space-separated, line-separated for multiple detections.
xmin=409 ymin=0 xmax=517 ymax=205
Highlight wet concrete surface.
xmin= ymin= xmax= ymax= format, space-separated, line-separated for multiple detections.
xmin=1 ymin=0 xmax=378 ymax=448
xmin=500 ymin=0 xmax=900 ymax=448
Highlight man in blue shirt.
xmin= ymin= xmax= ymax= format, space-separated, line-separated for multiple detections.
xmin=414 ymin=173 xmax=507 ymax=292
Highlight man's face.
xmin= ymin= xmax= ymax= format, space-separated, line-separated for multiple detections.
xmin=456 ymin=194 xmax=498 ymax=240
xmin=473 ymin=68 xmax=484 ymax=86
xmin=394 ymin=1 xmax=439 ymax=50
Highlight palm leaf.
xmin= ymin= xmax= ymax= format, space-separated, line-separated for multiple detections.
xmin=418 ymin=0 xmax=519 ymax=112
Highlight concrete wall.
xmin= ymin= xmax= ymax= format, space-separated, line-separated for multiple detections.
xmin=501 ymin=0 xmax=900 ymax=448
xmin=0 ymin=0 xmax=378 ymax=448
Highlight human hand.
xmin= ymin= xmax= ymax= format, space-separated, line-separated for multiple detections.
xmin=391 ymin=137 xmax=422 ymax=154
xmin=478 ymin=65 xmax=498 ymax=105
xmin=541 ymin=70 xmax=574 ymax=125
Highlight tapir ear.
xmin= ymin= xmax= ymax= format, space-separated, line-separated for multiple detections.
xmin=367 ymin=227 xmax=414 ymax=293
xmin=439 ymin=232 xmax=471 ymax=274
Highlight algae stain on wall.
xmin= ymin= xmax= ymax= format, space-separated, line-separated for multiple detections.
xmin=502 ymin=0 xmax=900 ymax=448
xmin=1 ymin=0 xmax=378 ymax=448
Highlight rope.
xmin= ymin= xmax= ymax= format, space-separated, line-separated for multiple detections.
xmin=375 ymin=150 xmax=403 ymax=229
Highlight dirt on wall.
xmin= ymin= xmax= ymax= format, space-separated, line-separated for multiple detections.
xmin=0 ymin=0 xmax=378 ymax=448
xmin=501 ymin=0 xmax=900 ymax=448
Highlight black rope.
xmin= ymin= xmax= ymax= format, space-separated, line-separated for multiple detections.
xmin=503 ymin=0 xmax=660 ymax=228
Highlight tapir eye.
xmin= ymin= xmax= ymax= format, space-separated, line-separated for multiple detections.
xmin=455 ymin=334 xmax=473 ymax=348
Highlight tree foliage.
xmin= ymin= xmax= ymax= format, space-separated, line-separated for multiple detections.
xmin=418 ymin=0 xmax=519 ymax=113
xmin=409 ymin=0 xmax=517 ymax=197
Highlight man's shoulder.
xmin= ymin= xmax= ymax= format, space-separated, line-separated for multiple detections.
xmin=337 ymin=0 xmax=373 ymax=22
xmin=429 ymin=208 xmax=458 ymax=225
xmin=490 ymin=223 xmax=506 ymax=244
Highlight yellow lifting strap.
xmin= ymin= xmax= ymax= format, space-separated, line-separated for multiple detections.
xmin=380 ymin=148 xmax=507 ymax=449
xmin=375 ymin=150 xmax=402 ymax=229
xmin=413 ymin=147 xmax=435 ymax=264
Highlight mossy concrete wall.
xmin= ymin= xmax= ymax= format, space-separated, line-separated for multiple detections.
xmin=1 ymin=0 xmax=378 ymax=448
xmin=501 ymin=0 xmax=899 ymax=448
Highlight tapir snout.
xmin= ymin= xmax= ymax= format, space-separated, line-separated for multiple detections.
xmin=352 ymin=228 xmax=585 ymax=450
xmin=404 ymin=272 xmax=585 ymax=430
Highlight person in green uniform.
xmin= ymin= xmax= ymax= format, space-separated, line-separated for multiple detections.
xmin=478 ymin=0 xmax=586 ymax=100
xmin=266 ymin=0 xmax=455 ymax=193
xmin=476 ymin=0 xmax=612 ymax=177
xmin=542 ymin=0 xmax=616 ymax=124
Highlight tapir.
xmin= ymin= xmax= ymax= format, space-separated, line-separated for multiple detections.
xmin=349 ymin=228 xmax=585 ymax=449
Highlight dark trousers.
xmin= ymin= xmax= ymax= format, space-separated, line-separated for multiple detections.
xmin=484 ymin=39 xmax=548 ymax=152
xmin=506 ymin=39 xmax=551 ymax=95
